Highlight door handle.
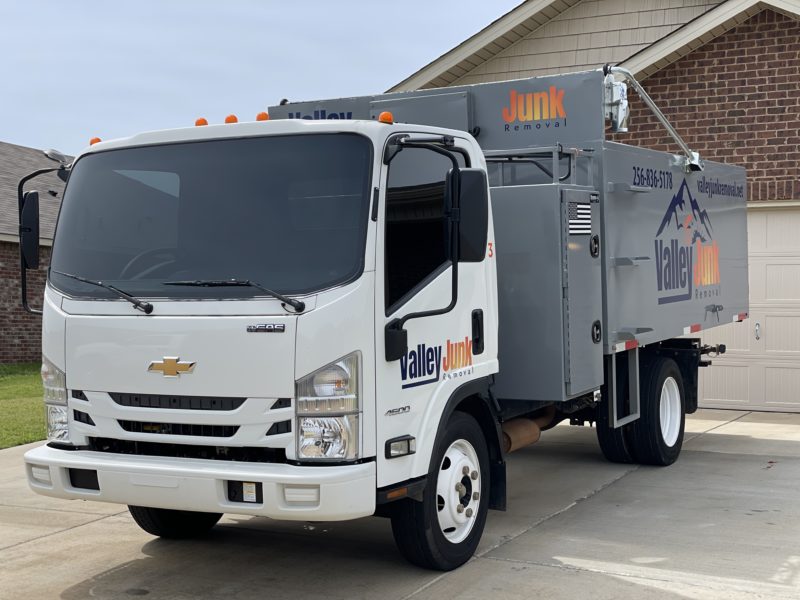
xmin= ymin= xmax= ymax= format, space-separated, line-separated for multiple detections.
xmin=755 ymin=322 xmax=761 ymax=340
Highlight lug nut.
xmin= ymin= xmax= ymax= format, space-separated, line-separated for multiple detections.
xmin=457 ymin=504 xmax=465 ymax=513
xmin=473 ymin=491 xmax=480 ymax=501
xmin=466 ymin=508 xmax=474 ymax=517
xmin=462 ymin=466 xmax=470 ymax=476
xmin=455 ymin=483 xmax=465 ymax=494
xmin=471 ymin=470 xmax=478 ymax=480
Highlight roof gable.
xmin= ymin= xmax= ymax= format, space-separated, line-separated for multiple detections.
xmin=621 ymin=0 xmax=800 ymax=78
xmin=389 ymin=0 xmax=584 ymax=91
xmin=392 ymin=0 xmax=799 ymax=91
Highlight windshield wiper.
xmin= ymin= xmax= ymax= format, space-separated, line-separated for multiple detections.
xmin=163 ymin=279 xmax=305 ymax=312
xmin=51 ymin=270 xmax=154 ymax=314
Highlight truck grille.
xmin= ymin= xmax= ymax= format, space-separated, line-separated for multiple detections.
xmin=118 ymin=420 xmax=239 ymax=438
xmin=87 ymin=437 xmax=286 ymax=463
xmin=109 ymin=392 xmax=246 ymax=411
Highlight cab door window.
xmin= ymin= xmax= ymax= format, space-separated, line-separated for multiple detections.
xmin=384 ymin=147 xmax=461 ymax=311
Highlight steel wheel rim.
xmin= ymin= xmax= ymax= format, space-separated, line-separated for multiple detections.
xmin=435 ymin=438 xmax=481 ymax=544
xmin=659 ymin=376 xmax=681 ymax=447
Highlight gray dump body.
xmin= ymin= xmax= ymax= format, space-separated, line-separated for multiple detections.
xmin=269 ymin=69 xmax=748 ymax=403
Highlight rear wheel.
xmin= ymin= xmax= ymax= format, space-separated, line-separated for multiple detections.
xmin=128 ymin=506 xmax=222 ymax=538
xmin=630 ymin=357 xmax=685 ymax=466
xmin=390 ymin=412 xmax=489 ymax=571
xmin=595 ymin=396 xmax=637 ymax=464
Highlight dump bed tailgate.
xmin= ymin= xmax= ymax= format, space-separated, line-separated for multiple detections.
xmin=599 ymin=141 xmax=748 ymax=352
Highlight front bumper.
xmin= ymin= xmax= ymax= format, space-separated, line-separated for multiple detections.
xmin=25 ymin=444 xmax=375 ymax=521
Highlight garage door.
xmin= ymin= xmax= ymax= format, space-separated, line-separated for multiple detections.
xmin=699 ymin=204 xmax=800 ymax=412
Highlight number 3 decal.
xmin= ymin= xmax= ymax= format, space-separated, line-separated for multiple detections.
xmin=488 ymin=242 xmax=494 ymax=258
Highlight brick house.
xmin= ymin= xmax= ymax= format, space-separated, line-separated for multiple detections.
xmin=392 ymin=0 xmax=800 ymax=411
xmin=0 ymin=142 xmax=66 ymax=363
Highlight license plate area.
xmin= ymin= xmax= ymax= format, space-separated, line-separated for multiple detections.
xmin=227 ymin=480 xmax=263 ymax=504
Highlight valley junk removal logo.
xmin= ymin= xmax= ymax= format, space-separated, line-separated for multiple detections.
xmin=400 ymin=336 xmax=474 ymax=389
xmin=654 ymin=179 xmax=720 ymax=304
xmin=501 ymin=86 xmax=567 ymax=132
xmin=286 ymin=108 xmax=353 ymax=120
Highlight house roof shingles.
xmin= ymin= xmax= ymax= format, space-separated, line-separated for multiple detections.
xmin=0 ymin=141 xmax=68 ymax=243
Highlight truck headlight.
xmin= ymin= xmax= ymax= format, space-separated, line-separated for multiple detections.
xmin=41 ymin=356 xmax=69 ymax=442
xmin=46 ymin=405 xmax=70 ymax=442
xmin=295 ymin=352 xmax=360 ymax=461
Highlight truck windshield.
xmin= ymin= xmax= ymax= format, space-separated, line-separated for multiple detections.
xmin=49 ymin=133 xmax=373 ymax=299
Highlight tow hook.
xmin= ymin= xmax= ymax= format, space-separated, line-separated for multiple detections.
xmin=699 ymin=343 xmax=726 ymax=367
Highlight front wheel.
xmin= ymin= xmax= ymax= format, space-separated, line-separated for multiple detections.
xmin=128 ymin=506 xmax=222 ymax=539
xmin=630 ymin=357 xmax=686 ymax=466
xmin=390 ymin=412 xmax=489 ymax=570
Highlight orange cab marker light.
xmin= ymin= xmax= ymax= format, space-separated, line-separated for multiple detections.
xmin=89 ymin=137 xmax=101 ymax=145
xmin=195 ymin=117 xmax=208 ymax=126
xmin=225 ymin=114 xmax=238 ymax=124
xmin=256 ymin=112 xmax=270 ymax=121
xmin=378 ymin=111 xmax=394 ymax=124
xmin=386 ymin=487 xmax=408 ymax=500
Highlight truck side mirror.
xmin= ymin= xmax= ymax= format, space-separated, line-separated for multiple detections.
xmin=385 ymin=319 xmax=408 ymax=361
xmin=20 ymin=191 xmax=40 ymax=269
xmin=458 ymin=168 xmax=489 ymax=262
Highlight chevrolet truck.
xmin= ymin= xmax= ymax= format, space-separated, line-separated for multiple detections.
xmin=19 ymin=66 xmax=748 ymax=570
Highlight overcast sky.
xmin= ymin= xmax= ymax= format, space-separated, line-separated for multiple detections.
xmin=1 ymin=1 xmax=521 ymax=155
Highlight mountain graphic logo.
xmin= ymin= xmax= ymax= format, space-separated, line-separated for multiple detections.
xmin=654 ymin=178 xmax=720 ymax=305
xmin=656 ymin=179 xmax=714 ymax=244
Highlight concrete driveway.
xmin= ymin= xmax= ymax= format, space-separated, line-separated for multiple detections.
xmin=2 ymin=409 xmax=799 ymax=600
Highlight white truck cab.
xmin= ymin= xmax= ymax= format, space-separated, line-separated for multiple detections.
xmin=23 ymin=117 xmax=500 ymax=570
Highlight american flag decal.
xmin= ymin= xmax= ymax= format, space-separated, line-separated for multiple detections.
xmin=568 ymin=202 xmax=592 ymax=235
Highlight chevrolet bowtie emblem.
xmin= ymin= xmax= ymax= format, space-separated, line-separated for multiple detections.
xmin=148 ymin=357 xmax=196 ymax=377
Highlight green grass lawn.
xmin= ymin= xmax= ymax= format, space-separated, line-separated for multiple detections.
xmin=0 ymin=363 xmax=44 ymax=449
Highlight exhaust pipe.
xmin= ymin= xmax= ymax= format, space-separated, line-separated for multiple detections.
xmin=501 ymin=406 xmax=557 ymax=453
xmin=502 ymin=418 xmax=541 ymax=453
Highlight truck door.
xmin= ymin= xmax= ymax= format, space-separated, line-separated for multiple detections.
xmin=374 ymin=138 xmax=491 ymax=488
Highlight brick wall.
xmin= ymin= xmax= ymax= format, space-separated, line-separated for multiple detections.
xmin=0 ymin=241 xmax=50 ymax=363
xmin=613 ymin=9 xmax=800 ymax=202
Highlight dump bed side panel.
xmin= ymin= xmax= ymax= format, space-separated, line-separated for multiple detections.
xmin=599 ymin=141 xmax=748 ymax=352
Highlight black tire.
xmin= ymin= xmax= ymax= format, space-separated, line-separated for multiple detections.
xmin=390 ymin=412 xmax=490 ymax=571
xmin=630 ymin=357 xmax=685 ymax=466
xmin=595 ymin=398 xmax=637 ymax=464
xmin=128 ymin=506 xmax=222 ymax=539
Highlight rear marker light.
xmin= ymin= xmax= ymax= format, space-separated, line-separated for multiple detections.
xmin=613 ymin=340 xmax=638 ymax=353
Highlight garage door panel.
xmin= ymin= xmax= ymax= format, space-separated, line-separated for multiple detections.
xmin=765 ymin=264 xmax=800 ymax=301
xmin=699 ymin=206 xmax=800 ymax=412
xmin=749 ymin=258 xmax=766 ymax=303
xmin=699 ymin=362 xmax=752 ymax=405
xmin=701 ymin=321 xmax=750 ymax=353
xmin=764 ymin=315 xmax=800 ymax=353
xmin=765 ymin=211 xmax=800 ymax=251
xmin=748 ymin=211 xmax=766 ymax=251
xmin=765 ymin=367 xmax=800 ymax=408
